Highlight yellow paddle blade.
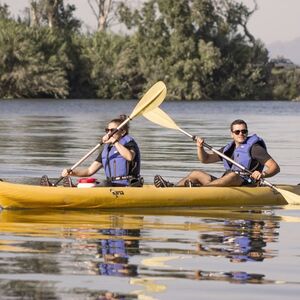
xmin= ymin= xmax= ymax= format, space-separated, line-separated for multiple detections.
xmin=130 ymin=277 xmax=167 ymax=293
xmin=143 ymin=107 xmax=179 ymax=130
xmin=141 ymin=256 xmax=181 ymax=267
xmin=129 ymin=81 xmax=167 ymax=119
xmin=276 ymin=188 xmax=300 ymax=205
xmin=144 ymin=108 xmax=300 ymax=205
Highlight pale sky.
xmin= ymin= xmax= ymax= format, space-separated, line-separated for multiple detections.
xmin=2 ymin=0 xmax=300 ymax=45
xmin=242 ymin=0 xmax=300 ymax=44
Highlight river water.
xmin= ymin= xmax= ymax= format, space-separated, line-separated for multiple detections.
xmin=0 ymin=99 xmax=300 ymax=299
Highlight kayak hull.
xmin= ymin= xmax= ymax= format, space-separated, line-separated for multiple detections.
xmin=1 ymin=181 xmax=299 ymax=209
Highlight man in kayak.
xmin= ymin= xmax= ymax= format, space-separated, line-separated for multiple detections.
xmin=154 ymin=119 xmax=280 ymax=187
xmin=60 ymin=115 xmax=142 ymax=187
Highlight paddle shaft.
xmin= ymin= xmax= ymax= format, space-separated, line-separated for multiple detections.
xmin=178 ymin=128 xmax=275 ymax=189
xmin=51 ymin=81 xmax=167 ymax=186
xmin=143 ymin=107 xmax=300 ymax=204
xmin=52 ymin=81 xmax=167 ymax=186
xmin=53 ymin=118 xmax=131 ymax=186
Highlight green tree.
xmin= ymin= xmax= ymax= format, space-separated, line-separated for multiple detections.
xmin=81 ymin=31 xmax=139 ymax=99
xmin=205 ymin=0 xmax=271 ymax=99
xmin=0 ymin=3 xmax=10 ymax=19
xmin=270 ymin=68 xmax=300 ymax=100
xmin=118 ymin=0 xmax=271 ymax=100
xmin=28 ymin=0 xmax=81 ymax=32
xmin=0 ymin=0 xmax=289 ymax=100
xmin=0 ymin=19 xmax=70 ymax=98
xmin=118 ymin=0 xmax=171 ymax=95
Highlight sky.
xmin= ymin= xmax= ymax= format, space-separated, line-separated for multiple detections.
xmin=242 ymin=0 xmax=300 ymax=44
xmin=1 ymin=0 xmax=300 ymax=45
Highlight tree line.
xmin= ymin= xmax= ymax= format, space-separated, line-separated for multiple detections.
xmin=1 ymin=0 xmax=299 ymax=100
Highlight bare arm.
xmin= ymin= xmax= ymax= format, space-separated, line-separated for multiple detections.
xmin=102 ymin=132 xmax=135 ymax=162
xmin=62 ymin=161 xmax=103 ymax=177
xmin=114 ymin=141 xmax=136 ymax=161
xmin=251 ymin=158 xmax=280 ymax=180
xmin=196 ymin=137 xmax=221 ymax=163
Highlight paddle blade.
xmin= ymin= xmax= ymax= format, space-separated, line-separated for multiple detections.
xmin=276 ymin=188 xmax=300 ymax=205
xmin=129 ymin=81 xmax=167 ymax=119
xmin=143 ymin=107 xmax=179 ymax=130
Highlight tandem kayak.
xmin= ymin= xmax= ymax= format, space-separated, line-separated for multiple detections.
xmin=0 ymin=180 xmax=300 ymax=209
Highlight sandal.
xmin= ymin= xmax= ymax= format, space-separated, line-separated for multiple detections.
xmin=40 ymin=175 xmax=53 ymax=186
xmin=62 ymin=176 xmax=76 ymax=187
xmin=154 ymin=175 xmax=174 ymax=188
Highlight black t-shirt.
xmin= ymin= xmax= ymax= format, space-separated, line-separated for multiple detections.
xmin=219 ymin=144 xmax=272 ymax=171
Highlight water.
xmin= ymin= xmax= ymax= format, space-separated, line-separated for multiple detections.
xmin=0 ymin=99 xmax=300 ymax=299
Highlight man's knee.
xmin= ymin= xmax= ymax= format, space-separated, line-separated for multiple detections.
xmin=190 ymin=170 xmax=204 ymax=177
xmin=189 ymin=170 xmax=212 ymax=185
xmin=223 ymin=172 xmax=243 ymax=185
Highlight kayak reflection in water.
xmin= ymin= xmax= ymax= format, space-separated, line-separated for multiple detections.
xmin=194 ymin=269 xmax=267 ymax=284
xmin=224 ymin=220 xmax=270 ymax=263
xmin=196 ymin=219 xmax=279 ymax=263
xmin=61 ymin=115 xmax=143 ymax=187
xmin=97 ymin=228 xmax=140 ymax=277
xmin=96 ymin=291 xmax=133 ymax=300
xmin=154 ymin=119 xmax=280 ymax=187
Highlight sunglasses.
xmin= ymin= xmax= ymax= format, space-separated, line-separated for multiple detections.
xmin=232 ymin=129 xmax=248 ymax=135
xmin=105 ymin=128 xmax=117 ymax=133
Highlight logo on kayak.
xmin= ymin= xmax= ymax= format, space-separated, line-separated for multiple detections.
xmin=109 ymin=189 xmax=124 ymax=198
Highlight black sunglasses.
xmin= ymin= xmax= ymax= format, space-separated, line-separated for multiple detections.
xmin=232 ymin=129 xmax=248 ymax=135
xmin=105 ymin=128 xmax=117 ymax=133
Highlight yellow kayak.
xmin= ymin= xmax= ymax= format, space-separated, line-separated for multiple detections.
xmin=1 ymin=180 xmax=300 ymax=209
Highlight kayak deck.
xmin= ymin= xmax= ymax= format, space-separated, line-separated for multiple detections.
xmin=1 ymin=181 xmax=299 ymax=209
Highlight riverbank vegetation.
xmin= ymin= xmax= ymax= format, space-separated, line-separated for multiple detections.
xmin=1 ymin=0 xmax=299 ymax=100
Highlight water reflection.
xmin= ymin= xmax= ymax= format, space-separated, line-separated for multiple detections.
xmin=96 ymin=291 xmax=138 ymax=300
xmin=97 ymin=227 xmax=140 ymax=278
xmin=198 ymin=218 xmax=279 ymax=263
xmin=0 ymin=208 xmax=289 ymax=299
xmin=0 ymin=280 xmax=58 ymax=300
xmin=194 ymin=270 xmax=266 ymax=284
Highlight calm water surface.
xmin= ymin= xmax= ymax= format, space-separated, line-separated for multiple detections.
xmin=0 ymin=100 xmax=300 ymax=299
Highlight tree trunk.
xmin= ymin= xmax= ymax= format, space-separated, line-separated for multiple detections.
xmin=47 ymin=0 xmax=60 ymax=29
xmin=29 ymin=1 xmax=40 ymax=27
xmin=98 ymin=0 xmax=112 ymax=31
xmin=88 ymin=0 xmax=113 ymax=32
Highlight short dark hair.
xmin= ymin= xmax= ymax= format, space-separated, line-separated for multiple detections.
xmin=230 ymin=119 xmax=248 ymax=131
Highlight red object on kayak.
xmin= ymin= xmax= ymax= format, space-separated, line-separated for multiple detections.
xmin=78 ymin=177 xmax=97 ymax=183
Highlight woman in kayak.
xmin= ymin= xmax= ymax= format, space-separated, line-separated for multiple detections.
xmin=61 ymin=115 xmax=142 ymax=187
xmin=154 ymin=119 xmax=280 ymax=187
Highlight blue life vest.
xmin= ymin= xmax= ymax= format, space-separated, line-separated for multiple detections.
xmin=101 ymin=135 xmax=140 ymax=185
xmin=223 ymin=134 xmax=266 ymax=172
xmin=98 ymin=229 xmax=129 ymax=277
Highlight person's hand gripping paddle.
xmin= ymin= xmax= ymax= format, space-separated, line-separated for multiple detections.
xmin=42 ymin=81 xmax=167 ymax=187
xmin=143 ymin=107 xmax=300 ymax=205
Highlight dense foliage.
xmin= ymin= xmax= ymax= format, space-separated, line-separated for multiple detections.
xmin=0 ymin=0 xmax=298 ymax=100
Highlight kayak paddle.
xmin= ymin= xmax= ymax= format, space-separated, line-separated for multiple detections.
xmin=49 ymin=81 xmax=167 ymax=186
xmin=143 ymin=107 xmax=300 ymax=205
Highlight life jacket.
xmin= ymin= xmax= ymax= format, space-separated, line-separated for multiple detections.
xmin=223 ymin=134 xmax=266 ymax=172
xmin=101 ymin=135 xmax=140 ymax=185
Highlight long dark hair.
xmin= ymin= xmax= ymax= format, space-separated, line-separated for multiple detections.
xmin=109 ymin=115 xmax=129 ymax=134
